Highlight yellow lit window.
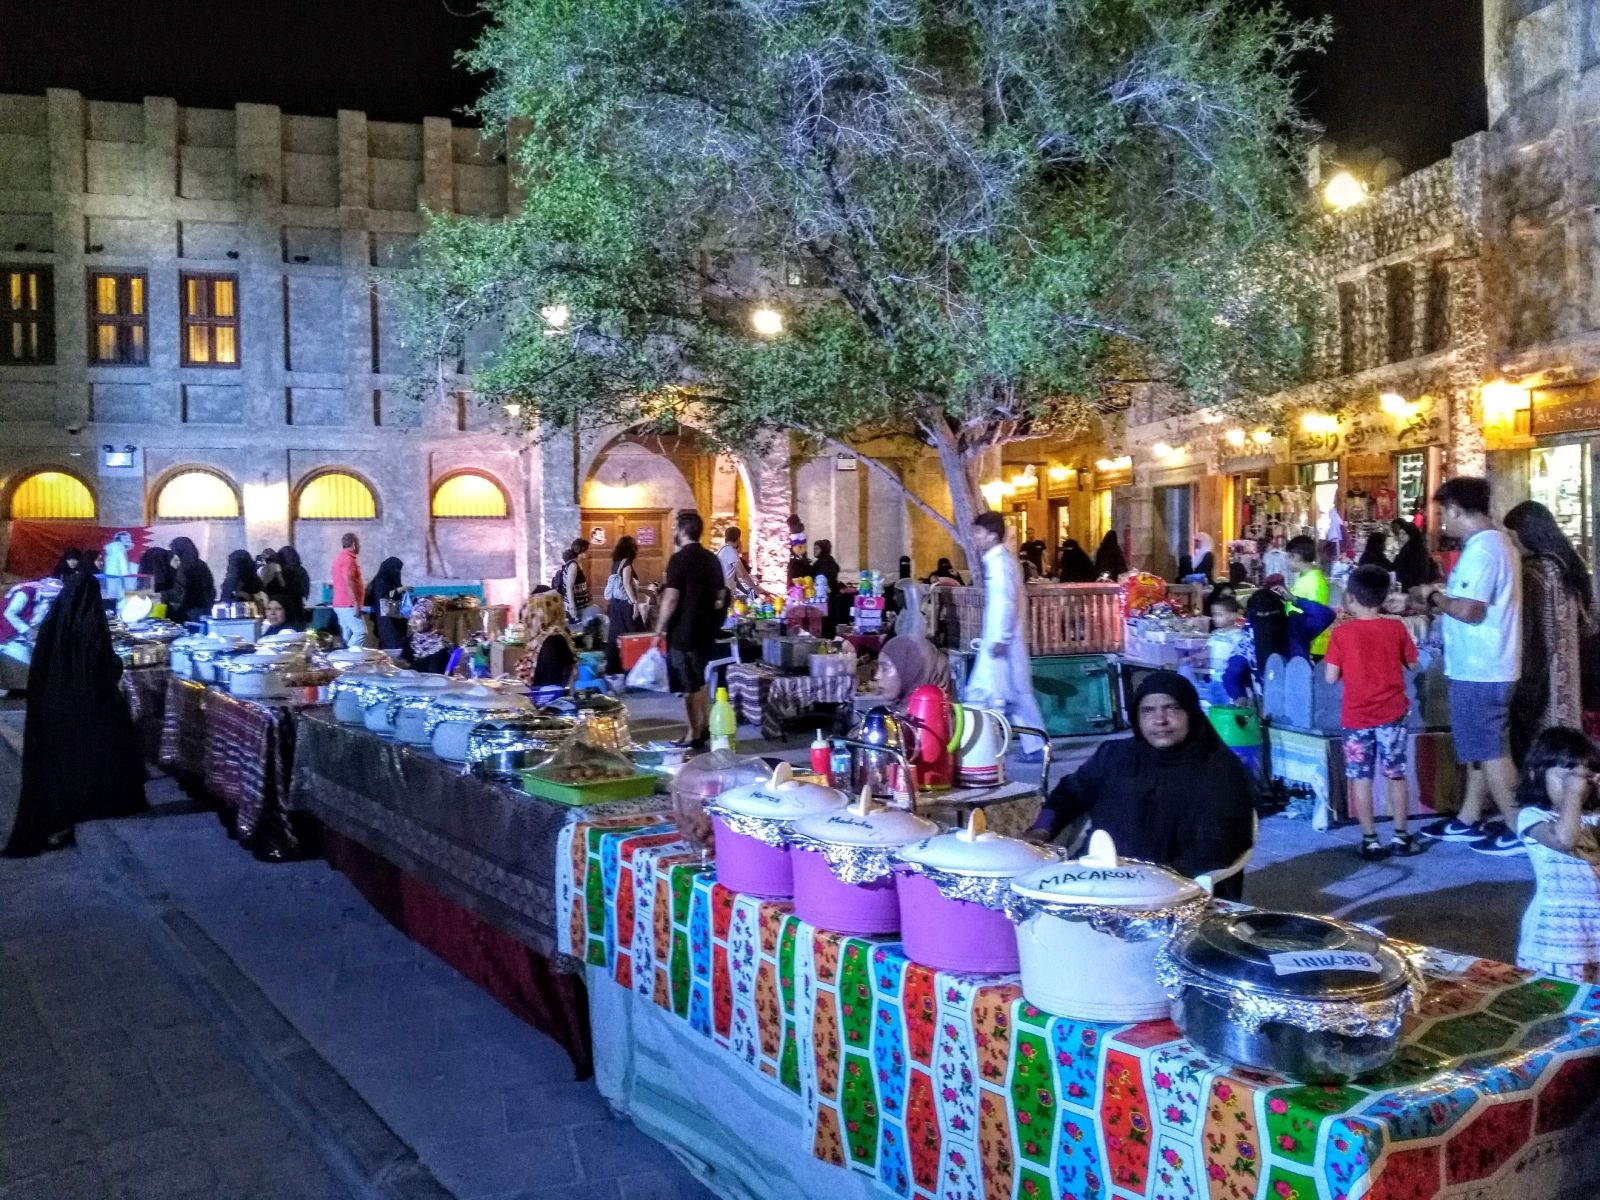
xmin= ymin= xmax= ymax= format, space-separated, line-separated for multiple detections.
xmin=1 ymin=265 xmax=53 ymax=365
xmin=296 ymin=471 xmax=377 ymax=520
xmin=9 ymin=470 xmax=95 ymax=520
xmin=180 ymin=273 xmax=239 ymax=367
xmin=88 ymin=272 xmax=148 ymax=365
xmin=155 ymin=470 xmax=240 ymax=520
xmin=431 ymin=472 xmax=509 ymax=519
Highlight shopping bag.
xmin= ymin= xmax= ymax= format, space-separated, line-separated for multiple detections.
xmin=625 ymin=645 xmax=670 ymax=692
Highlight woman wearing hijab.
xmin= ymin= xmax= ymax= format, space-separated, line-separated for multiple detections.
xmin=515 ymin=589 xmax=578 ymax=690
xmin=811 ymin=539 xmax=842 ymax=595
xmin=364 ymin=557 xmax=407 ymax=653
xmin=406 ymin=595 xmax=451 ymax=674
xmin=1030 ymin=671 xmax=1256 ymax=897
xmin=1391 ymin=521 xmax=1439 ymax=592
xmin=4 ymin=569 xmax=146 ymax=856
xmin=164 ymin=537 xmax=215 ymax=624
xmin=136 ymin=545 xmax=175 ymax=596
xmin=925 ymin=557 xmax=963 ymax=586
xmin=218 ymin=549 xmax=266 ymax=606
xmin=1093 ymin=531 xmax=1128 ymax=580
xmin=1357 ymin=530 xmax=1393 ymax=572
xmin=1188 ymin=533 xmax=1216 ymax=583
xmin=276 ymin=546 xmax=311 ymax=625
xmin=51 ymin=547 xmax=84 ymax=580
xmin=875 ymin=583 xmax=952 ymax=700
xmin=1056 ymin=539 xmax=1097 ymax=583
xmin=1505 ymin=500 xmax=1595 ymax=763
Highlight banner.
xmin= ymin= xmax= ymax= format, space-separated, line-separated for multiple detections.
xmin=3 ymin=521 xmax=220 ymax=582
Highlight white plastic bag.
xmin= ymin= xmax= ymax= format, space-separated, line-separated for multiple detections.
xmin=625 ymin=645 xmax=670 ymax=692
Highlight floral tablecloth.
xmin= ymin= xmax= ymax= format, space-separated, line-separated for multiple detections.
xmin=558 ymin=817 xmax=1600 ymax=1200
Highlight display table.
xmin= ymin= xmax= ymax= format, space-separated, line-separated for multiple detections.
xmin=158 ymin=676 xmax=316 ymax=860
xmin=121 ymin=663 xmax=170 ymax=763
xmin=560 ymin=815 xmax=1600 ymax=1200
xmin=726 ymin=662 xmax=857 ymax=740
xmin=287 ymin=711 xmax=663 ymax=1077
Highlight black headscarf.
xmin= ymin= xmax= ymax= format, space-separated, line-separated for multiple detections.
xmin=1093 ymin=532 xmax=1128 ymax=579
xmin=1357 ymin=531 xmax=1393 ymax=572
xmin=1391 ymin=521 xmax=1438 ymax=592
xmin=219 ymin=549 xmax=264 ymax=602
xmin=51 ymin=547 xmax=84 ymax=580
xmin=365 ymin=557 xmax=404 ymax=609
xmin=277 ymin=545 xmax=311 ymax=603
xmin=165 ymin=537 xmax=215 ymax=623
xmin=5 ymin=571 xmax=145 ymax=855
xmin=137 ymin=546 xmax=175 ymax=594
xmin=1057 ymin=539 xmax=1098 ymax=582
xmin=1041 ymin=669 xmax=1252 ymax=888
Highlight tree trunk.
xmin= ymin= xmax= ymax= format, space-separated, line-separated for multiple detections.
xmin=926 ymin=422 xmax=986 ymax=575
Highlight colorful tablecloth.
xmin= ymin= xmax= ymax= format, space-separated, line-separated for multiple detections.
xmin=726 ymin=662 xmax=857 ymax=739
xmin=559 ymin=818 xmax=1600 ymax=1200
xmin=121 ymin=664 xmax=170 ymax=763
xmin=157 ymin=675 xmax=316 ymax=860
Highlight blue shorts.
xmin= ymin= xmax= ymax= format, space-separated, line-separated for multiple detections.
xmin=1449 ymin=680 xmax=1513 ymax=764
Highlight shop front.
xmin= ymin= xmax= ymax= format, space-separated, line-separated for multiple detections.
xmin=1486 ymin=380 xmax=1600 ymax=571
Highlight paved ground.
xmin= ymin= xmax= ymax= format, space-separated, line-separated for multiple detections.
xmin=0 ymin=692 xmax=1537 ymax=1200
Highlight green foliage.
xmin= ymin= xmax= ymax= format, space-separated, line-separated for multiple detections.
xmin=404 ymin=0 xmax=1328 ymax=517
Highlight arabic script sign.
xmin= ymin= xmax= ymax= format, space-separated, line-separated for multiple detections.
xmin=1531 ymin=381 xmax=1600 ymax=437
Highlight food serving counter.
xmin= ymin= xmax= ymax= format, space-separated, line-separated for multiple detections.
xmin=560 ymin=814 xmax=1600 ymax=1200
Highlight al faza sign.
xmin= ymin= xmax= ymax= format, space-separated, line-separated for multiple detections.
xmin=1531 ymin=380 xmax=1600 ymax=437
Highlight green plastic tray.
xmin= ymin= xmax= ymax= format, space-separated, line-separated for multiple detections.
xmin=517 ymin=770 xmax=659 ymax=807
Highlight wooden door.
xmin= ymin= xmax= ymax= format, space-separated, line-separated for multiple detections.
xmin=580 ymin=509 xmax=670 ymax=587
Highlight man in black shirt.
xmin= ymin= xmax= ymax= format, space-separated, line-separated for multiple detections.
xmin=655 ymin=510 xmax=728 ymax=749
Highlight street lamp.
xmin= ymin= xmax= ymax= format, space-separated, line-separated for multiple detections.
xmin=1322 ymin=171 xmax=1367 ymax=211
xmin=1225 ymin=428 xmax=1246 ymax=447
xmin=540 ymin=303 xmax=570 ymax=330
xmin=750 ymin=306 xmax=784 ymax=336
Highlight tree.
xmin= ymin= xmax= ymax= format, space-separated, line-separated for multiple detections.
xmin=405 ymin=0 xmax=1329 ymax=567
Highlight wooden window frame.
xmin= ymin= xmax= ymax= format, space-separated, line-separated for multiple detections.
xmin=87 ymin=270 xmax=149 ymax=366
xmin=1 ymin=264 xmax=54 ymax=366
xmin=152 ymin=467 xmax=242 ymax=521
xmin=179 ymin=272 xmax=240 ymax=368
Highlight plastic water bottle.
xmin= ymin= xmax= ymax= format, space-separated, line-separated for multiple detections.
xmin=710 ymin=687 xmax=737 ymax=752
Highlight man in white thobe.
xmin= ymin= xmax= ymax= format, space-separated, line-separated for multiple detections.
xmin=964 ymin=512 xmax=1047 ymax=757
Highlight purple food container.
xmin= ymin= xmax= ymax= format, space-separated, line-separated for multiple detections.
xmin=893 ymin=809 xmax=1059 ymax=975
xmin=706 ymin=763 xmax=848 ymax=901
xmin=791 ymin=794 xmax=938 ymax=935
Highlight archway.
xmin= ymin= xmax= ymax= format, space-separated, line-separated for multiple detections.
xmin=579 ymin=428 xmax=751 ymax=586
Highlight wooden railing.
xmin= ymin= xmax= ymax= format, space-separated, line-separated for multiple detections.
xmin=928 ymin=581 xmax=1210 ymax=657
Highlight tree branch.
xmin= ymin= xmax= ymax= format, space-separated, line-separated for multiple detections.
xmin=817 ymin=436 xmax=956 ymax=538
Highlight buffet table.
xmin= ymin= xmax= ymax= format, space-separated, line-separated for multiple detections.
xmin=287 ymin=710 xmax=663 ymax=1077
xmin=121 ymin=663 xmax=171 ymax=763
xmin=726 ymin=662 xmax=857 ymax=740
xmin=157 ymin=676 xmax=316 ymax=860
xmin=560 ymin=815 xmax=1600 ymax=1200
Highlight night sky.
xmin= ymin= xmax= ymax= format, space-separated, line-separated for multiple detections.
xmin=0 ymin=0 xmax=1483 ymax=172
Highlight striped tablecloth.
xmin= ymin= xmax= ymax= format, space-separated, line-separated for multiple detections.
xmin=560 ymin=815 xmax=1600 ymax=1200
xmin=726 ymin=662 xmax=857 ymax=740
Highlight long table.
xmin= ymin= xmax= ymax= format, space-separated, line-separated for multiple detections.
xmin=158 ymin=675 xmax=317 ymax=861
xmin=287 ymin=710 xmax=663 ymax=1077
xmin=560 ymin=814 xmax=1600 ymax=1200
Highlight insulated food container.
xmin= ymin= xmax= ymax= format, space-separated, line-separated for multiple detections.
xmin=384 ymin=675 xmax=462 ymax=743
xmin=328 ymin=662 xmax=397 ymax=724
xmin=790 ymin=787 xmax=937 ymax=934
xmin=425 ymin=685 xmax=533 ymax=762
xmin=222 ymin=649 xmax=304 ymax=700
xmin=1008 ymin=831 xmax=1207 ymax=1020
xmin=1158 ymin=910 xmax=1424 ymax=1082
xmin=895 ymin=809 xmax=1058 ymax=974
xmin=360 ymin=670 xmax=423 ymax=735
xmin=704 ymin=762 xmax=849 ymax=898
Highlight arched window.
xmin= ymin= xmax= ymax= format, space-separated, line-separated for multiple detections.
xmin=431 ymin=471 xmax=509 ymax=519
xmin=9 ymin=469 xmax=96 ymax=520
xmin=154 ymin=469 xmax=240 ymax=520
xmin=296 ymin=470 xmax=378 ymax=521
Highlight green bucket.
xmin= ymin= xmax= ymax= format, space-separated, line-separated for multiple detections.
xmin=1207 ymin=704 xmax=1261 ymax=748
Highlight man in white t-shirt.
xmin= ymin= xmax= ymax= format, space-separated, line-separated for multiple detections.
xmin=716 ymin=527 xmax=754 ymax=597
xmin=1415 ymin=477 xmax=1524 ymax=854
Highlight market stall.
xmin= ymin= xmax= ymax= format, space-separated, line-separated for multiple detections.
xmin=287 ymin=709 xmax=663 ymax=1078
xmin=726 ymin=661 xmax=858 ymax=740
xmin=560 ymin=815 xmax=1600 ymax=1200
xmin=158 ymin=675 xmax=316 ymax=860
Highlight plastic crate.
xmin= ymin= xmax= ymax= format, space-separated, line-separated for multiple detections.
xmin=518 ymin=770 xmax=658 ymax=807
xmin=619 ymin=633 xmax=664 ymax=671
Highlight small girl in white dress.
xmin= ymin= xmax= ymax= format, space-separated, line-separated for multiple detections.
xmin=1516 ymin=727 xmax=1600 ymax=983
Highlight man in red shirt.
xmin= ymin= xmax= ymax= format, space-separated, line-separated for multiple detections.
xmin=1323 ymin=565 xmax=1424 ymax=861
xmin=330 ymin=532 xmax=366 ymax=648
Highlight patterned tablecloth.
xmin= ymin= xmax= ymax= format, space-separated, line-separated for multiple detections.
xmin=726 ymin=662 xmax=857 ymax=740
xmin=559 ymin=816 xmax=1600 ymax=1200
xmin=157 ymin=675 xmax=317 ymax=860
xmin=120 ymin=664 xmax=171 ymax=763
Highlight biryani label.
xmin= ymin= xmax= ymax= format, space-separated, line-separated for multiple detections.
xmin=1268 ymin=950 xmax=1383 ymax=976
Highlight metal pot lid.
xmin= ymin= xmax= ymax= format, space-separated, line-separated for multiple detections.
xmin=473 ymin=713 xmax=576 ymax=734
xmin=233 ymin=650 xmax=303 ymax=667
xmin=896 ymin=808 xmax=1056 ymax=877
xmin=390 ymin=675 xmax=459 ymax=696
xmin=1168 ymin=910 xmax=1412 ymax=1002
xmin=793 ymin=786 xmax=938 ymax=847
xmin=174 ymin=634 xmax=239 ymax=651
xmin=327 ymin=648 xmax=391 ymax=665
xmin=430 ymin=684 xmax=533 ymax=713
xmin=1011 ymin=831 xmax=1205 ymax=909
xmin=712 ymin=761 xmax=849 ymax=821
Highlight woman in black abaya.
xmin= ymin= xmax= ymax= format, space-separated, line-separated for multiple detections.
xmin=4 ymin=569 xmax=146 ymax=856
xmin=1030 ymin=671 xmax=1255 ymax=897
xmin=365 ymin=557 xmax=408 ymax=653
xmin=164 ymin=537 xmax=216 ymax=623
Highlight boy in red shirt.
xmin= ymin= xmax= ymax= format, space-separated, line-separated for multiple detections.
xmin=1323 ymin=564 xmax=1425 ymax=860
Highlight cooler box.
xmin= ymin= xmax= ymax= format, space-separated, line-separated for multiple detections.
xmin=1030 ymin=654 xmax=1119 ymax=737
xmin=619 ymin=633 xmax=664 ymax=671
